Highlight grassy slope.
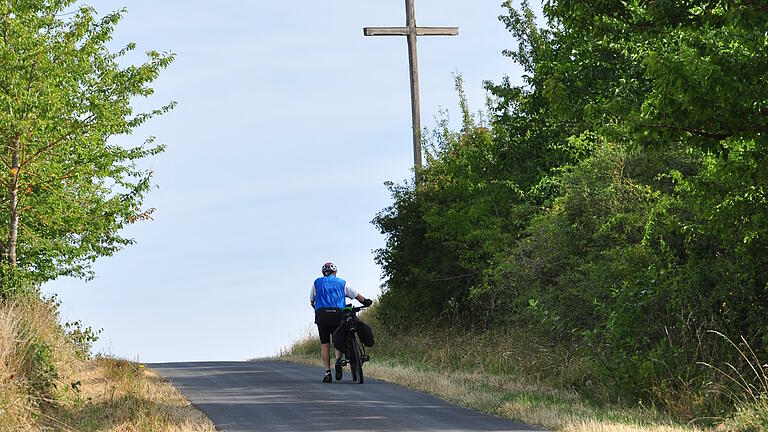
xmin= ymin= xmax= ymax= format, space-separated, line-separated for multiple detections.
xmin=0 ymin=298 xmax=215 ymax=432
xmin=281 ymin=309 xmax=722 ymax=432
xmin=44 ymin=357 xmax=215 ymax=432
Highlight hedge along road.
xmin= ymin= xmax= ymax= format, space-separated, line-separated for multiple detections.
xmin=150 ymin=360 xmax=543 ymax=432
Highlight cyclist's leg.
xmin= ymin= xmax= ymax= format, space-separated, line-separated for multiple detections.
xmin=333 ymin=327 xmax=344 ymax=380
xmin=317 ymin=324 xmax=334 ymax=373
xmin=334 ymin=347 xmax=344 ymax=381
xmin=320 ymin=343 xmax=331 ymax=370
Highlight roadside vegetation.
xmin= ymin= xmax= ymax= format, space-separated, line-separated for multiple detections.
xmin=284 ymin=307 xmax=763 ymax=432
xmin=281 ymin=310 xmax=704 ymax=432
xmin=1 ymin=294 xmax=215 ymax=431
xmin=292 ymin=1 xmax=767 ymax=431
xmin=0 ymin=2 xmax=210 ymax=430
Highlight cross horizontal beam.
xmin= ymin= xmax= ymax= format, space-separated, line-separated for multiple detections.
xmin=362 ymin=0 xmax=459 ymax=175
xmin=363 ymin=26 xmax=459 ymax=37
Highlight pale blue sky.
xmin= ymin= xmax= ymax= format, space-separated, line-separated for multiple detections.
xmin=44 ymin=1 xmax=527 ymax=362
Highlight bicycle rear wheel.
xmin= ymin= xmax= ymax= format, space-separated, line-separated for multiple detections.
xmin=352 ymin=338 xmax=364 ymax=384
xmin=349 ymin=338 xmax=358 ymax=382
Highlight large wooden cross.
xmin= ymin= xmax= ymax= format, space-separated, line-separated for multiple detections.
xmin=364 ymin=0 xmax=458 ymax=172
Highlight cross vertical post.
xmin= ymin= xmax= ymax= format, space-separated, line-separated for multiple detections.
xmin=405 ymin=0 xmax=421 ymax=171
xmin=364 ymin=0 xmax=458 ymax=174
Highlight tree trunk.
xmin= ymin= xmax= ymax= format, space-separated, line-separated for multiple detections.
xmin=8 ymin=136 xmax=19 ymax=267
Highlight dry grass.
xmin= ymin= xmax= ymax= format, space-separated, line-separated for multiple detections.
xmin=0 ymin=297 xmax=215 ymax=431
xmin=699 ymin=332 xmax=768 ymax=432
xmin=0 ymin=302 xmax=34 ymax=429
xmin=42 ymin=357 xmax=216 ymax=432
xmin=283 ymin=350 xmax=704 ymax=432
xmin=0 ymin=297 xmax=74 ymax=430
xmin=283 ymin=311 xmax=768 ymax=431
xmin=281 ymin=308 xmax=723 ymax=432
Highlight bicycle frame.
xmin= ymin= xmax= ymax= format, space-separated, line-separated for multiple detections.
xmin=336 ymin=305 xmax=370 ymax=383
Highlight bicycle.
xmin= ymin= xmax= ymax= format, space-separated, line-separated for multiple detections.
xmin=334 ymin=304 xmax=370 ymax=384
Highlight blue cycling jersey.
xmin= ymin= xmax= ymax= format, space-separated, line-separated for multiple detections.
xmin=313 ymin=275 xmax=347 ymax=310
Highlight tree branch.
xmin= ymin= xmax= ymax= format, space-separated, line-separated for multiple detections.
xmin=20 ymin=114 xmax=96 ymax=170
xmin=22 ymin=164 xmax=83 ymax=193
xmin=21 ymin=56 xmax=40 ymax=123
xmin=2 ymin=5 xmax=7 ymax=47
xmin=638 ymin=123 xmax=765 ymax=140
xmin=429 ymin=273 xmax=475 ymax=282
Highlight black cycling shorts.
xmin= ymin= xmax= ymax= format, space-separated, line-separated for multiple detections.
xmin=317 ymin=323 xmax=336 ymax=344
xmin=315 ymin=308 xmax=342 ymax=344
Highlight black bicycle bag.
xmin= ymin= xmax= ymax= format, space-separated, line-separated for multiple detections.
xmin=357 ymin=321 xmax=375 ymax=348
xmin=332 ymin=326 xmax=348 ymax=353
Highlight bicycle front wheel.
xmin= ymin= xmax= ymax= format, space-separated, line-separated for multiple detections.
xmin=352 ymin=338 xmax=364 ymax=384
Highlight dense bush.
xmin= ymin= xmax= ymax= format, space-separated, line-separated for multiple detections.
xmin=373 ymin=0 xmax=768 ymax=420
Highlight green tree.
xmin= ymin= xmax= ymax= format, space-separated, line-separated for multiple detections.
xmin=0 ymin=0 xmax=174 ymax=295
xmin=374 ymin=0 xmax=768 ymax=415
xmin=534 ymin=0 xmax=768 ymax=152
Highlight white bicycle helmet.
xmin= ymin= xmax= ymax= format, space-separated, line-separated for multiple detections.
xmin=322 ymin=262 xmax=337 ymax=276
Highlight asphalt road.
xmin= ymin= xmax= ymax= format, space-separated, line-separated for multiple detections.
xmin=150 ymin=360 xmax=542 ymax=432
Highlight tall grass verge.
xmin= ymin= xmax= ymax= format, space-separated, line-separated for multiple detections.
xmin=281 ymin=307 xmax=705 ymax=432
xmin=700 ymin=331 xmax=768 ymax=431
xmin=0 ymin=295 xmax=79 ymax=429
xmin=0 ymin=295 xmax=215 ymax=431
xmin=46 ymin=357 xmax=215 ymax=431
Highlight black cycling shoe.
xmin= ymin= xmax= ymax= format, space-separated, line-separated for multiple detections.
xmin=322 ymin=371 xmax=332 ymax=383
xmin=335 ymin=358 xmax=343 ymax=381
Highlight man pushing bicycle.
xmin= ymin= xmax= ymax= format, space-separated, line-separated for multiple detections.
xmin=310 ymin=262 xmax=373 ymax=383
